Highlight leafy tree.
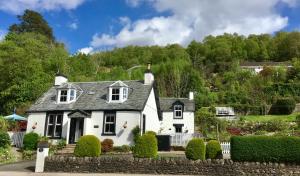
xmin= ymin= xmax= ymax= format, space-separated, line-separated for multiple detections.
xmin=8 ymin=9 xmax=55 ymax=41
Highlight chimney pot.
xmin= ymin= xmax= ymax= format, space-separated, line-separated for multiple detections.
xmin=189 ymin=92 xmax=194 ymax=100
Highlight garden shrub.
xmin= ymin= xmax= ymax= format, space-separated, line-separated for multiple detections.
xmin=231 ymin=136 xmax=300 ymax=163
xmin=74 ymin=135 xmax=101 ymax=157
xmin=0 ymin=117 xmax=8 ymax=131
xmin=22 ymin=150 xmax=35 ymax=160
xmin=269 ymin=97 xmax=296 ymax=115
xmin=113 ymin=145 xmax=131 ymax=153
xmin=57 ymin=139 xmax=66 ymax=150
xmin=133 ymin=133 xmax=157 ymax=158
xmin=296 ymin=115 xmax=300 ymax=128
xmin=0 ymin=131 xmax=10 ymax=148
xmin=185 ymin=138 xmax=205 ymax=160
xmin=206 ymin=140 xmax=222 ymax=159
xmin=23 ymin=132 xmax=39 ymax=150
xmin=0 ymin=147 xmax=15 ymax=163
xmin=101 ymin=138 xmax=114 ymax=153
xmin=132 ymin=126 xmax=141 ymax=144
xmin=145 ymin=131 xmax=156 ymax=136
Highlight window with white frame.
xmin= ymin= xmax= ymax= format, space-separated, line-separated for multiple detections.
xmin=111 ymin=88 xmax=120 ymax=101
xmin=123 ymin=88 xmax=128 ymax=99
xmin=103 ymin=113 xmax=116 ymax=134
xmin=60 ymin=90 xmax=68 ymax=102
xmin=46 ymin=114 xmax=63 ymax=138
xmin=173 ymin=124 xmax=183 ymax=133
xmin=70 ymin=89 xmax=75 ymax=101
xmin=174 ymin=105 xmax=183 ymax=118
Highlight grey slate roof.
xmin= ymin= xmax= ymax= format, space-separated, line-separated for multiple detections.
xmin=159 ymin=98 xmax=195 ymax=112
xmin=28 ymin=80 xmax=152 ymax=112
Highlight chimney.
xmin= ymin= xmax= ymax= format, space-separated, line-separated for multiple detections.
xmin=54 ymin=73 xmax=68 ymax=86
xmin=189 ymin=91 xmax=194 ymax=100
xmin=144 ymin=63 xmax=154 ymax=85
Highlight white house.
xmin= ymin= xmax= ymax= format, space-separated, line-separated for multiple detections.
xmin=240 ymin=61 xmax=292 ymax=74
xmin=215 ymin=107 xmax=236 ymax=120
xmin=26 ymin=65 xmax=195 ymax=146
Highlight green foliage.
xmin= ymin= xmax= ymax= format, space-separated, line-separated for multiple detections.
xmin=296 ymin=115 xmax=300 ymax=128
xmin=9 ymin=9 xmax=55 ymax=41
xmin=74 ymin=135 xmax=101 ymax=157
xmin=101 ymin=139 xmax=114 ymax=153
xmin=113 ymin=145 xmax=131 ymax=153
xmin=56 ymin=139 xmax=66 ymax=150
xmin=145 ymin=131 xmax=156 ymax=136
xmin=185 ymin=138 xmax=205 ymax=160
xmin=132 ymin=126 xmax=141 ymax=144
xmin=0 ymin=131 xmax=10 ymax=148
xmin=23 ymin=132 xmax=39 ymax=150
xmin=206 ymin=140 xmax=222 ymax=159
xmin=0 ymin=147 xmax=15 ymax=164
xmin=231 ymin=136 xmax=300 ymax=163
xmin=133 ymin=133 xmax=158 ymax=158
xmin=22 ymin=150 xmax=35 ymax=160
xmin=269 ymin=97 xmax=296 ymax=115
xmin=0 ymin=117 xmax=8 ymax=132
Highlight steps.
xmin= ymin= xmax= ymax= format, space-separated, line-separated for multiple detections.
xmin=55 ymin=144 xmax=76 ymax=155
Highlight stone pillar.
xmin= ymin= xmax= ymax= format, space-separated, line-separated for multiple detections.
xmin=35 ymin=141 xmax=49 ymax=172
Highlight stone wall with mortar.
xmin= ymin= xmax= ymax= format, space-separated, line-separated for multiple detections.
xmin=45 ymin=156 xmax=300 ymax=175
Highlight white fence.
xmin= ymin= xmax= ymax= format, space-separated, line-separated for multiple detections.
xmin=220 ymin=142 xmax=230 ymax=154
xmin=170 ymin=133 xmax=202 ymax=147
xmin=8 ymin=131 xmax=25 ymax=148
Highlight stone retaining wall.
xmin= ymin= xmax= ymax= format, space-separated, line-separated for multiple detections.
xmin=45 ymin=156 xmax=300 ymax=175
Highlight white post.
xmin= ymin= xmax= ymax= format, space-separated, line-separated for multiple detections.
xmin=35 ymin=142 xmax=49 ymax=173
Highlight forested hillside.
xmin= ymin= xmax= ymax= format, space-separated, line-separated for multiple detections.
xmin=1 ymin=10 xmax=300 ymax=115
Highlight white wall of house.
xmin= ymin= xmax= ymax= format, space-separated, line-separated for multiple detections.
xmin=142 ymin=88 xmax=160 ymax=133
xmin=26 ymin=112 xmax=47 ymax=135
xmin=159 ymin=111 xmax=194 ymax=135
xmin=88 ymin=111 xmax=140 ymax=146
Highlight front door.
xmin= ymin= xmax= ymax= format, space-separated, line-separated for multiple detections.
xmin=69 ymin=118 xmax=84 ymax=144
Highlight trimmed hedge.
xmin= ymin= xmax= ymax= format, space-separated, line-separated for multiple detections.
xmin=74 ymin=135 xmax=101 ymax=157
xmin=185 ymin=138 xmax=205 ymax=160
xmin=23 ymin=132 xmax=39 ymax=150
xmin=206 ymin=140 xmax=222 ymax=159
xmin=231 ymin=136 xmax=300 ymax=163
xmin=0 ymin=131 xmax=10 ymax=148
xmin=101 ymin=139 xmax=114 ymax=153
xmin=269 ymin=97 xmax=296 ymax=115
xmin=133 ymin=133 xmax=157 ymax=158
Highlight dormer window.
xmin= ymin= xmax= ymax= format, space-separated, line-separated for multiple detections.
xmin=57 ymin=89 xmax=76 ymax=103
xmin=108 ymin=81 xmax=129 ymax=103
xmin=174 ymin=105 xmax=183 ymax=119
xmin=111 ymin=88 xmax=120 ymax=101
xmin=60 ymin=90 xmax=68 ymax=102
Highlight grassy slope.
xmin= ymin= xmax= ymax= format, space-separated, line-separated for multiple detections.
xmin=241 ymin=113 xmax=299 ymax=122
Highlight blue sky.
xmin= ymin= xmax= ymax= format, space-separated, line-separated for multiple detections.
xmin=0 ymin=0 xmax=300 ymax=54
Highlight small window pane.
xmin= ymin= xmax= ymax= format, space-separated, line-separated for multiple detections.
xmin=56 ymin=115 xmax=62 ymax=124
xmin=55 ymin=125 xmax=62 ymax=137
xmin=49 ymin=115 xmax=55 ymax=124
xmin=111 ymin=88 xmax=120 ymax=101
xmin=47 ymin=125 xmax=54 ymax=136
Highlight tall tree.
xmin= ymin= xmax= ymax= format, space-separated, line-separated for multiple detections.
xmin=8 ymin=9 xmax=55 ymax=41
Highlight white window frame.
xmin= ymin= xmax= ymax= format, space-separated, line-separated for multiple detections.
xmin=69 ymin=89 xmax=76 ymax=101
xmin=123 ymin=88 xmax=128 ymax=99
xmin=104 ymin=113 xmax=116 ymax=134
xmin=174 ymin=105 xmax=183 ymax=118
xmin=46 ymin=114 xmax=63 ymax=138
xmin=59 ymin=90 xmax=68 ymax=102
xmin=111 ymin=88 xmax=120 ymax=101
xmin=175 ymin=126 xmax=182 ymax=133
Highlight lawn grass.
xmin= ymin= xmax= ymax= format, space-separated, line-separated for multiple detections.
xmin=241 ymin=113 xmax=299 ymax=122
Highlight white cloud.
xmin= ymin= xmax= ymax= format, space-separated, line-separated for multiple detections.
xmin=125 ymin=0 xmax=142 ymax=7
xmin=78 ymin=47 xmax=93 ymax=54
xmin=0 ymin=0 xmax=86 ymax=14
xmin=91 ymin=0 xmax=295 ymax=48
xmin=68 ymin=22 xmax=78 ymax=30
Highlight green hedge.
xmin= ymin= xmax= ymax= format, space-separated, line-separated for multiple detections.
xmin=74 ymin=135 xmax=101 ymax=157
xmin=269 ymin=97 xmax=296 ymax=115
xmin=133 ymin=133 xmax=157 ymax=158
xmin=23 ymin=132 xmax=39 ymax=150
xmin=0 ymin=131 xmax=10 ymax=148
xmin=231 ymin=136 xmax=300 ymax=163
xmin=185 ymin=138 xmax=205 ymax=160
xmin=206 ymin=140 xmax=222 ymax=159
